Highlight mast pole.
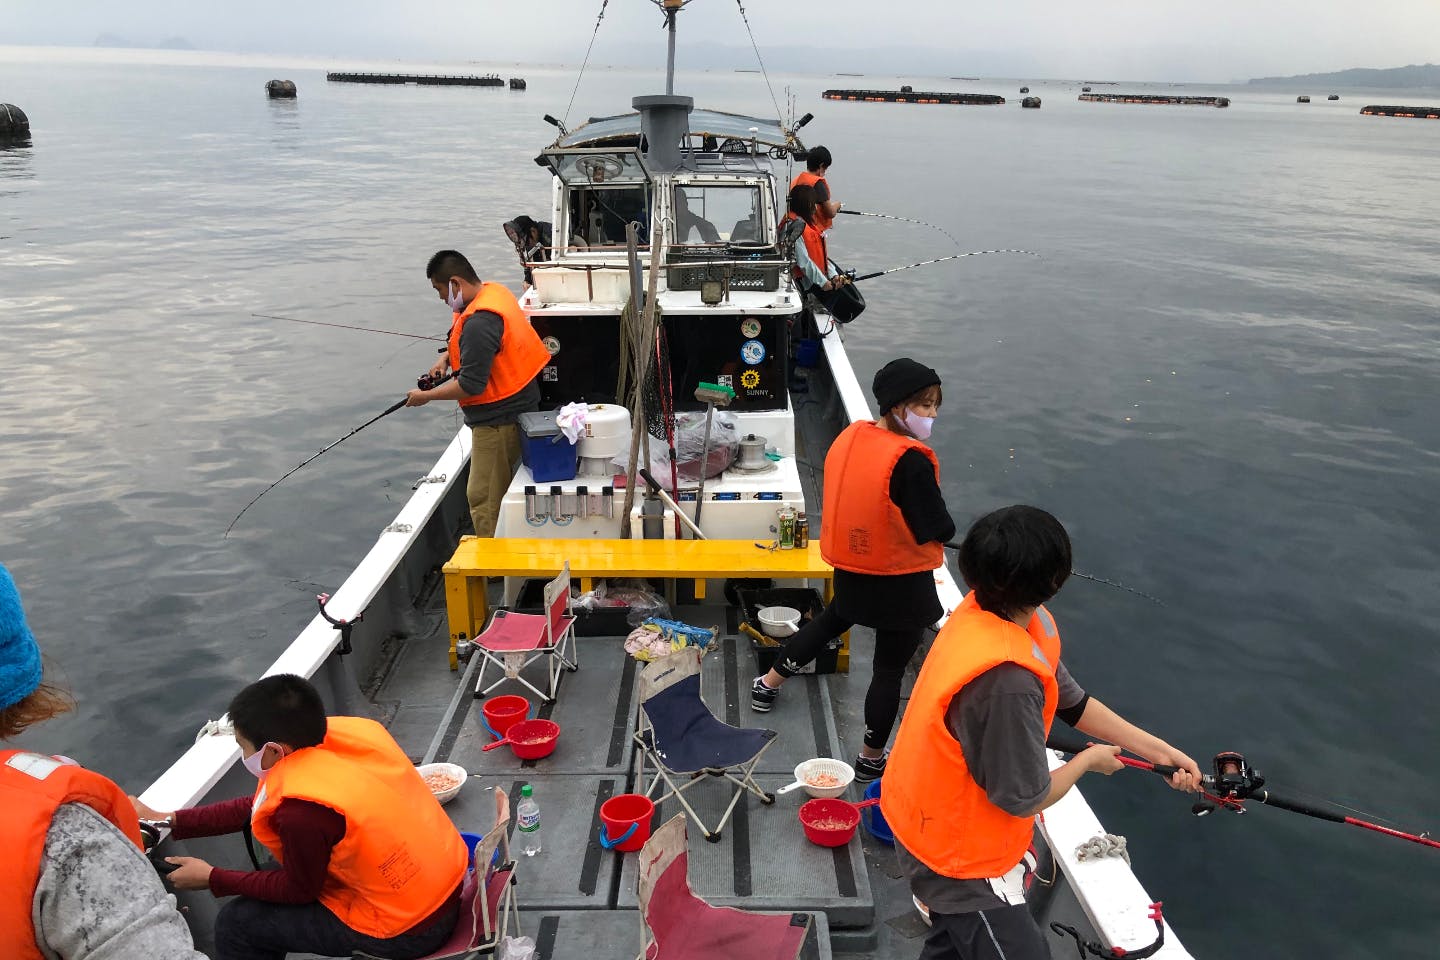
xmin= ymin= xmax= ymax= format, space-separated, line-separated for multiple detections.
xmin=663 ymin=0 xmax=682 ymax=94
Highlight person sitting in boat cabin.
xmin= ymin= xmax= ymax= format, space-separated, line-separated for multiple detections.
xmin=881 ymin=506 xmax=1203 ymax=960
xmin=790 ymin=144 xmax=840 ymax=233
xmin=788 ymin=183 xmax=855 ymax=307
xmin=406 ymin=250 xmax=547 ymax=537
xmin=131 ymin=674 xmax=466 ymax=960
xmin=673 ymin=187 xmax=720 ymax=244
xmin=751 ymin=359 xmax=953 ymax=784
xmin=0 ymin=564 xmax=208 ymax=960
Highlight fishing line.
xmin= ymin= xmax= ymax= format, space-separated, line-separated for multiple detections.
xmin=562 ymin=0 xmax=610 ymax=129
xmin=942 ymin=541 xmax=1162 ymax=606
xmin=251 ymin=313 xmax=443 ymax=342
xmin=733 ymin=0 xmax=784 ymax=123
xmin=851 ymin=249 xmax=1039 ymax=283
xmin=224 ymin=374 xmax=453 ymax=538
xmin=837 ymin=208 xmax=965 ymax=249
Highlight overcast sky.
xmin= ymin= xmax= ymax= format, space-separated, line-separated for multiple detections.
xmin=6 ymin=0 xmax=1439 ymax=82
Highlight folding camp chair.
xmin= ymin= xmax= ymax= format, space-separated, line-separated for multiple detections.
xmin=636 ymin=813 xmax=812 ymax=960
xmin=633 ymin=648 xmax=776 ymax=842
xmin=355 ymin=786 xmax=521 ymax=960
xmin=472 ymin=561 xmax=578 ymax=702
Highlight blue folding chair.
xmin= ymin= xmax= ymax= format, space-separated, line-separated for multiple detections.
xmin=633 ymin=648 xmax=777 ymax=842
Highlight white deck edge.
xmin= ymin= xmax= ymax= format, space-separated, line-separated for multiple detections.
xmin=138 ymin=427 xmax=472 ymax=811
xmin=823 ymin=327 xmax=1191 ymax=956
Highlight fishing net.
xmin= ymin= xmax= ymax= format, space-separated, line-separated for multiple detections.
xmin=641 ymin=320 xmax=675 ymax=445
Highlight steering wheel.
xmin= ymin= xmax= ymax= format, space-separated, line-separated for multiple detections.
xmin=576 ymin=155 xmax=625 ymax=183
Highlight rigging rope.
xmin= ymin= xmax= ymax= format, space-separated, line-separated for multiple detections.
xmin=562 ymin=0 xmax=610 ymax=129
xmin=734 ymin=0 xmax=783 ymax=123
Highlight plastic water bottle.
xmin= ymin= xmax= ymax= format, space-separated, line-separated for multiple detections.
xmin=517 ymin=784 xmax=541 ymax=856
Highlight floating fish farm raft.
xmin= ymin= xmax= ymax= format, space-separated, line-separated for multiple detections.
xmin=822 ymin=89 xmax=1004 ymax=105
xmin=326 ymin=72 xmax=507 ymax=87
xmin=1079 ymin=93 xmax=1229 ymax=107
xmin=1360 ymin=104 xmax=1440 ymax=119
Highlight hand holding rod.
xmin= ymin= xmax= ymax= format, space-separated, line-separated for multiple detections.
xmin=1045 ymin=727 xmax=1181 ymax=779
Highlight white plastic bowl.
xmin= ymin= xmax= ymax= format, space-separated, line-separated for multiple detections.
xmin=790 ymin=758 xmax=854 ymax=799
xmin=758 ymin=605 xmax=802 ymax=638
xmin=416 ymin=762 xmax=467 ymax=805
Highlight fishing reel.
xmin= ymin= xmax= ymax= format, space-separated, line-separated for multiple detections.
xmin=1191 ymin=751 xmax=1265 ymax=817
xmin=416 ymin=371 xmax=445 ymax=391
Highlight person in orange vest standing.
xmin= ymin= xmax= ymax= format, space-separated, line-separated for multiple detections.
xmin=789 ymin=144 xmax=841 ymax=233
xmin=131 ymin=674 xmax=467 ymax=960
xmin=881 ymin=506 xmax=1203 ymax=959
xmin=750 ymin=359 xmax=951 ymax=782
xmin=406 ymin=249 xmax=548 ymax=537
xmin=0 ymin=563 xmax=206 ymax=960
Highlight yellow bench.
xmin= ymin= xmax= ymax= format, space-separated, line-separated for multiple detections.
xmin=443 ymin=537 xmax=839 ymax=671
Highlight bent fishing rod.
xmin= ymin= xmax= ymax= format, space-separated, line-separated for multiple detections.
xmin=224 ymin=372 xmax=454 ymax=538
xmin=837 ymin=208 xmax=964 ymax=248
xmin=1046 ymin=727 xmax=1440 ymax=852
xmin=850 ymin=249 xmax=1040 ymax=283
xmin=251 ymin=313 xmax=444 ymax=342
xmin=941 ymin=541 xmax=1163 ymax=605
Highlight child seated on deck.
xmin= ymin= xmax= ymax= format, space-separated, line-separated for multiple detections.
xmin=131 ymin=674 xmax=467 ymax=960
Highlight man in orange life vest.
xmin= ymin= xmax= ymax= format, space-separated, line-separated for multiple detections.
xmin=406 ymin=249 xmax=547 ymax=537
xmin=790 ymin=144 xmax=841 ymax=233
xmin=132 ymin=674 xmax=467 ymax=960
xmin=0 ymin=563 xmax=206 ymax=960
xmin=881 ymin=507 xmax=1202 ymax=959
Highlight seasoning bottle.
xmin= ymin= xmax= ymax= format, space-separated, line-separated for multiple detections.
xmin=777 ymin=506 xmax=796 ymax=549
xmin=794 ymin=510 xmax=809 ymax=549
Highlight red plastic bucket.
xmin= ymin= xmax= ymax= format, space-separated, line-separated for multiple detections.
xmin=482 ymin=695 xmax=530 ymax=740
xmin=598 ymin=793 xmax=655 ymax=852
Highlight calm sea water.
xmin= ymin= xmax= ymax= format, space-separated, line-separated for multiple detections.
xmin=3 ymin=48 xmax=1438 ymax=958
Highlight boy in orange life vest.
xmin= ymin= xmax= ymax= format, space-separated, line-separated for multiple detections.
xmin=751 ymin=359 xmax=953 ymax=783
xmin=132 ymin=675 xmax=467 ymax=960
xmin=406 ymin=249 xmax=546 ymax=537
xmin=0 ymin=563 xmax=207 ymax=960
xmin=881 ymin=507 xmax=1202 ymax=960
xmin=789 ymin=144 xmax=841 ymax=233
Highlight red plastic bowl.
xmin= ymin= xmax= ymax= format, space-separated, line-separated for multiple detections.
xmin=503 ymin=718 xmax=560 ymax=760
xmin=798 ymin=798 xmax=861 ymax=847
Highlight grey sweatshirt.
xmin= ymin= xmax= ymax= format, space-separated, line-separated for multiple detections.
xmin=456 ymin=311 xmax=542 ymax=428
xmin=33 ymin=803 xmax=207 ymax=960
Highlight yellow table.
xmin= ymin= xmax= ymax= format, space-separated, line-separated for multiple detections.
xmin=443 ymin=537 xmax=839 ymax=670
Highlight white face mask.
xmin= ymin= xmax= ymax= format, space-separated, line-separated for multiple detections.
xmin=242 ymin=743 xmax=280 ymax=779
xmin=446 ymin=281 xmax=467 ymax=313
xmin=900 ymin=408 xmax=935 ymax=440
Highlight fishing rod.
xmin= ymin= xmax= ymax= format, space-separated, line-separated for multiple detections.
xmin=837 ymin=208 xmax=964 ymax=248
xmin=1046 ymin=728 xmax=1440 ymax=852
xmin=942 ymin=541 xmax=1163 ymax=605
xmin=251 ymin=313 xmax=444 ymax=342
xmin=223 ymin=372 xmax=454 ymax=538
xmin=850 ymin=249 xmax=1039 ymax=283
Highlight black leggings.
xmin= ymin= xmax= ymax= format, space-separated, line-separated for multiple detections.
xmin=771 ymin=603 xmax=923 ymax=750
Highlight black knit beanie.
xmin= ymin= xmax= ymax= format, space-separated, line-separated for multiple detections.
xmin=872 ymin=358 xmax=941 ymax=415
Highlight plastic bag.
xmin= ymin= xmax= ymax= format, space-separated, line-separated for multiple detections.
xmin=623 ymin=617 xmax=721 ymax=662
xmin=572 ymin=579 xmax=671 ymax=625
xmin=646 ymin=411 xmax=740 ymax=481
xmin=499 ymin=936 xmax=536 ymax=960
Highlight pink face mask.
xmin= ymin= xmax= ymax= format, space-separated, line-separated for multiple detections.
xmin=446 ymin=282 xmax=467 ymax=313
xmin=900 ymin=408 xmax=935 ymax=440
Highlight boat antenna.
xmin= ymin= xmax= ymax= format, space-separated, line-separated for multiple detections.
xmin=732 ymin=0 xmax=784 ymax=122
xmin=223 ymin=375 xmax=453 ymax=537
xmin=562 ymin=0 xmax=610 ymax=130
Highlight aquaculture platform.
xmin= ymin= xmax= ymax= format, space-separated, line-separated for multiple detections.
xmin=822 ymin=89 xmax=1004 ymax=105
xmin=1079 ymin=93 xmax=1229 ymax=107
xmin=1360 ymin=104 xmax=1440 ymax=119
xmin=326 ymin=72 xmax=507 ymax=87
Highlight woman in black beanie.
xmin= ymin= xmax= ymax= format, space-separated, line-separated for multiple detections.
xmin=751 ymin=358 xmax=955 ymax=782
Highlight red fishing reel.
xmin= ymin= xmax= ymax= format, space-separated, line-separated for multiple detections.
xmin=1191 ymin=751 xmax=1265 ymax=816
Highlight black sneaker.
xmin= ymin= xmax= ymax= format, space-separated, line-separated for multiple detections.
xmin=853 ymin=753 xmax=887 ymax=783
xmin=750 ymin=676 xmax=779 ymax=712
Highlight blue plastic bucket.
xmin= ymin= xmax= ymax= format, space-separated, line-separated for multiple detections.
xmin=795 ymin=338 xmax=821 ymax=368
xmin=861 ymin=779 xmax=894 ymax=846
xmin=459 ymin=831 xmax=485 ymax=869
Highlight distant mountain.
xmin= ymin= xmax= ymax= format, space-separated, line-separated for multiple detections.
xmin=92 ymin=33 xmax=195 ymax=51
xmin=1248 ymin=63 xmax=1440 ymax=88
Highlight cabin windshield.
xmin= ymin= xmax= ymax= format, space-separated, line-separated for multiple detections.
xmin=673 ymin=184 xmax=765 ymax=245
xmin=566 ymin=184 xmax=651 ymax=248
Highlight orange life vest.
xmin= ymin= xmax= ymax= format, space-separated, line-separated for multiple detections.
xmin=819 ymin=420 xmax=944 ymax=575
xmin=881 ymin=594 xmax=1062 ymax=879
xmin=250 ymin=717 xmax=467 ymax=939
xmin=0 ymin=750 xmax=145 ymax=960
xmin=789 ymin=170 xmax=835 ymax=232
xmin=446 ymin=282 xmax=549 ymax=408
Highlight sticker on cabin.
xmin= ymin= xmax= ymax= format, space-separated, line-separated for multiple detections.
xmin=543 ymin=336 xmax=562 ymax=356
xmin=740 ymin=368 xmax=761 ymax=389
xmin=740 ymin=339 xmax=766 ymax=365
xmin=717 ymin=374 xmax=733 ymax=388
xmin=541 ymin=365 xmax=559 ymax=382
xmin=740 ymin=317 xmax=761 ymax=338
